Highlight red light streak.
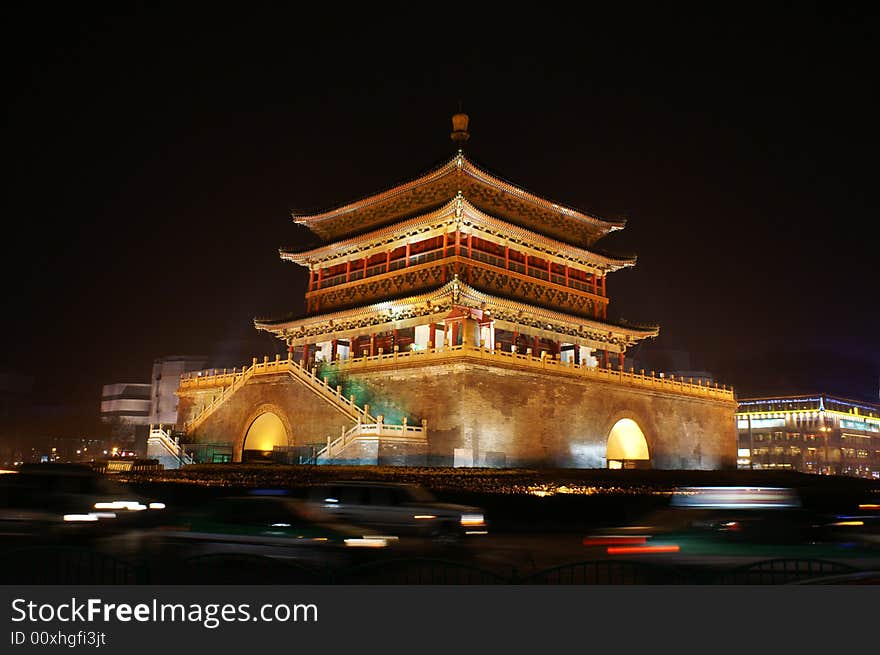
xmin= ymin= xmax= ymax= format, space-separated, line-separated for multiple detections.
xmin=607 ymin=545 xmax=680 ymax=555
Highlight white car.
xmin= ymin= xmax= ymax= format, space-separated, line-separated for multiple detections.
xmin=303 ymin=481 xmax=488 ymax=541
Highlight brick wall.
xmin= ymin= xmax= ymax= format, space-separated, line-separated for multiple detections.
xmin=178 ymin=362 xmax=736 ymax=469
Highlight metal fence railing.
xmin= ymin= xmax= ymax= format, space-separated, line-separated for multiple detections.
xmin=0 ymin=548 xmax=873 ymax=586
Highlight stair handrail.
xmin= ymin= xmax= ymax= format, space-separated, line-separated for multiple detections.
xmin=315 ymin=416 xmax=426 ymax=462
xmin=148 ymin=425 xmax=194 ymax=465
xmin=183 ymin=363 xmax=257 ymax=433
xmin=182 ymin=354 xmax=376 ymax=436
xmin=284 ymin=358 xmax=375 ymax=423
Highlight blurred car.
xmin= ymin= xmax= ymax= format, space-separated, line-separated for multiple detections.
xmin=302 ymin=481 xmax=488 ymax=541
xmin=0 ymin=463 xmax=167 ymax=545
xmin=141 ymin=491 xmax=394 ymax=569
xmin=581 ymin=485 xmax=876 ymax=563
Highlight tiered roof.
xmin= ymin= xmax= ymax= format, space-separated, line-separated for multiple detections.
xmin=291 ymin=152 xmax=625 ymax=249
xmin=256 ymin=119 xmax=657 ymax=348
xmin=282 ymin=195 xmax=635 ymax=274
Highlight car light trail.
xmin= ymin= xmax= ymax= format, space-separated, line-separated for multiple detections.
xmin=607 ymin=545 xmax=680 ymax=555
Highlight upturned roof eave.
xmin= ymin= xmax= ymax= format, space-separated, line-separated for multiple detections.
xmin=460 ymin=155 xmax=626 ymax=231
xmin=291 ymin=152 xmax=625 ymax=232
xmin=253 ymin=279 xmax=658 ymax=341
xmin=280 ymin=197 xmax=636 ymax=269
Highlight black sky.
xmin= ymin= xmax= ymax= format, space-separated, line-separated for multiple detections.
xmin=3 ymin=2 xmax=879 ymax=433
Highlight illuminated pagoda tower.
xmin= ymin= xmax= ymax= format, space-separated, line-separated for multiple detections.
xmin=172 ymin=113 xmax=737 ymax=469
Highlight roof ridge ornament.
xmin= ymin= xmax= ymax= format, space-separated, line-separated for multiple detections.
xmin=451 ymin=109 xmax=470 ymax=148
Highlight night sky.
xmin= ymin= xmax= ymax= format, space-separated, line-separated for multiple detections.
xmin=3 ymin=3 xmax=879 ymax=435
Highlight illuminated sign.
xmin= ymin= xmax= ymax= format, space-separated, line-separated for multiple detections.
xmin=841 ymin=419 xmax=879 ymax=433
xmin=737 ymin=418 xmax=785 ymax=429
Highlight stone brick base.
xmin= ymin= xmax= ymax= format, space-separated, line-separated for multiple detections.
xmin=178 ymin=361 xmax=737 ymax=469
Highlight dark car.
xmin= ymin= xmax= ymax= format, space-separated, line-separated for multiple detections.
xmin=581 ymin=486 xmax=859 ymax=563
xmin=0 ymin=463 xmax=168 ymax=545
xmin=142 ymin=492 xmax=393 ymax=571
xmin=303 ymin=481 xmax=488 ymax=541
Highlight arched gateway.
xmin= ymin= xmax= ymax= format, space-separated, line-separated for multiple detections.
xmin=606 ymin=418 xmax=651 ymax=469
xmin=242 ymin=411 xmax=288 ymax=460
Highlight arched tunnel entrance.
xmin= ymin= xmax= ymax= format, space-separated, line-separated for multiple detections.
xmin=242 ymin=411 xmax=288 ymax=462
xmin=606 ymin=418 xmax=651 ymax=469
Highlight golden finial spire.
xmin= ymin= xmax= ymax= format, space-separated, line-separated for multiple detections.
xmin=450 ymin=103 xmax=470 ymax=146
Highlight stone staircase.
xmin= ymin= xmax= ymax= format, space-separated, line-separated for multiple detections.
xmin=180 ymin=355 xmax=426 ymax=463
xmin=182 ymin=355 xmax=374 ymax=434
xmin=147 ymin=426 xmax=194 ymax=469
xmin=315 ymin=416 xmax=428 ymax=463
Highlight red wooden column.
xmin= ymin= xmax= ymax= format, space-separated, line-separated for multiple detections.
xmin=317 ymin=268 xmax=324 ymax=289
xmin=302 ymin=343 xmax=310 ymax=365
xmin=443 ymin=231 xmax=448 ymax=257
xmin=524 ymin=254 xmax=529 ymax=276
xmin=618 ymin=351 xmax=625 ymax=370
xmin=504 ymin=245 xmax=509 ymax=269
xmin=386 ymin=250 xmax=391 ymax=273
xmin=331 ymin=339 xmax=338 ymax=362
xmin=564 ymin=264 xmax=569 ymax=287
xmin=533 ymin=335 xmax=540 ymax=355
xmin=602 ymin=350 xmax=608 ymax=368
xmin=512 ymin=329 xmax=519 ymax=351
xmin=362 ymin=257 xmax=368 ymax=277
xmin=592 ymin=272 xmax=598 ymax=295
xmin=467 ymin=233 xmax=472 ymax=258
xmin=308 ymin=269 xmax=315 ymax=292
xmin=428 ymin=323 xmax=436 ymax=349
xmin=345 ymin=260 xmax=351 ymax=282
xmin=455 ymin=229 xmax=461 ymax=254
xmin=369 ymin=334 xmax=375 ymax=357
xmin=405 ymin=243 xmax=411 ymax=267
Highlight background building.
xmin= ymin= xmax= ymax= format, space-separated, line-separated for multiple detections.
xmin=628 ymin=347 xmax=717 ymax=387
xmin=736 ymin=394 xmax=880 ymax=479
xmin=149 ymin=355 xmax=209 ymax=426
xmin=99 ymin=355 xmax=208 ymax=457
xmin=100 ymin=382 xmax=151 ymax=453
